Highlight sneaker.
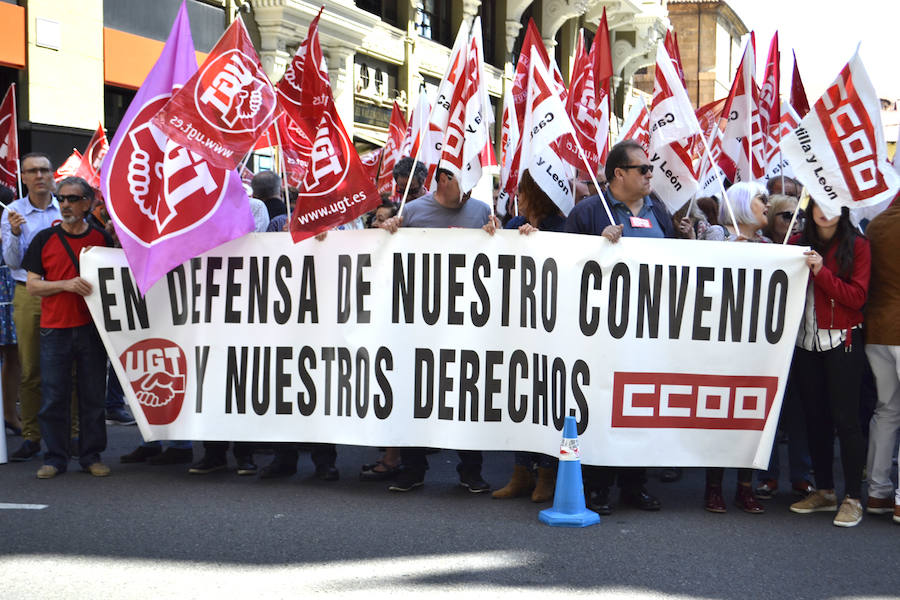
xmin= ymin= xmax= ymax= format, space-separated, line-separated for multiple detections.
xmin=894 ymin=504 xmax=900 ymax=525
xmin=121 ymin=445 xmax=163 ymax=464
xmin=755 ymin=479 xmax=778 ymax=499
xmin=790 ymin=490 xmax=837 ymax=513
xmin=791 ymin=480 xmax=816 ymax=497
xmin=188 ymin=455 xmax=227 ymax=474
xmin=236 ymin=459 xmax=258 ymax=476
xmin=833 ymin=497 xmax=863 ymax=527
xmin=258 ymin=459 xmax=297 ymax=479
xmin=36 ymin=464 xmax=59 ymax=479
xmin=147 ymin=447 xmax=194 ymax=465
xmin=105 ymin=406 xmax=136 ymax=426
xmin=459 ymin=472 xmax=490 ymax=493
xmin=83 ymin=462 xmax=111 ymax=477
xmin=10 ymin=439 xmax=41 ymax=462
xmin=866 ymin=495 xmax=895 ymax=515
xmin=388 ymin=469 xmax=425 ymax=492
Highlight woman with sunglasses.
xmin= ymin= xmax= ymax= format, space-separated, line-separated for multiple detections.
xmin=695 ymin=181 xmax=770 ymax=513
xmin=763 ymin=194 xmax=799 ymax=244
xmin=788 ymin=198 xmax=870 ymax=527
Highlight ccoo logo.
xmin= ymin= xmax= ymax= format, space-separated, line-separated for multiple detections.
xmin=120 ymin=338 xmax=187 ymax=426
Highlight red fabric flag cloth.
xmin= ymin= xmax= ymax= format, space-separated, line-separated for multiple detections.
xmin=717 ymin=36 xmax=766 ymax=182
xmin=54 ymin=150 xmax=83 ymax=182
xmin=152 ymin=18 xmax=282 ymax=170
xmin=376 ymin=101 xmax=408 ymax=196
xmin=790 ymin=50 xmax=811 ymax=118
xmin=591 ymin=9 xmax=613 ymax=166
xmin=759 ymin=33 xmax=780 ymax=152
xmin=276 ymin=112 xmax=312 ymax=189
xmin=74 ymin=122 xmax=109 ymax=189
xmin=664 ymin=29 xmax=687 ymax=89
xmin=562 ymin=30 xmax=600 ymax=175
xmin=277 ymin=9 xmax=380 ymax=241
xmin=0 ymin=84 xmax=19 ymax=191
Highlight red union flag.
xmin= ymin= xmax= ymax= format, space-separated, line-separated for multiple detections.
xmin=153 ymin=18 xmax=281 ymax=170
xmin=277 ymin=10 xmax=379 ymax=241
xmin=764 ymin=100 xmax=800 ymax=180
xmin=759 ymin=33 xmax=780 ymax=152
xmin=54 ymin=149 xmax=83 ymax=182
xmin=275 ymin=112 xmax=312 ymax=189
xmin=0 ymin=84 xmax=18 ymax=191
xmin=562 ymin=30 xmax=600 ymax=174
xmin=780 ymin=50 xmax=900 ymax=218
xmin=102 ymin=2 xmax=253 ymax=295
xmin=650 ymin=42 xmax=701 ymax=150
xmin=718 ymin=37 xmax=766 ymax=183
xmin=75 ymin=122 xmax=109 ymax=189
xmin=618 ymin=98 xmax=650 ymax=153
xmin=376 ymin=102 xmax=408 ymax=196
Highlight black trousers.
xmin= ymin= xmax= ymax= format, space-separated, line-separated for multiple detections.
xmin=203 ymin=441 xmax=253 ymax=461
xmin=400 ymin=447 xmax=482 ymax=478
xmin=582 ymin=466 xmax=647 ymax=492
xmin=791 ymin=344 xmax=865 ymax=498
xmin=706 ymin=468 xmax=752 ymax=486
xmin=271 ymin=442 xmax=336 ymax=468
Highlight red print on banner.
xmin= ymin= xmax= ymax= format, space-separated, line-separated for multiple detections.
xmin=121 ymin=338 xmax=187 ymax=426
xmin=815 ymin=66 xmax=888 ymax=201
xmin=611 ymin=372 xmax=778 ymax=431
xmin=153 ymin=19 xmax=281 ymax=170
xmin=108 ymin=96 xmax=227 ymax=245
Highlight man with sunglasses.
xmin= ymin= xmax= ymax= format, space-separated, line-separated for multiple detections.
xmin=1 ymin=153 xmax=63 ymax=462
xmin=565 ymin=139 xmax=684 ymax=516
xmin=22 ymin=176 xmax=113 ymax=478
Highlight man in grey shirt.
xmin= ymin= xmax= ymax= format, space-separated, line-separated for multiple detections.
xmin=380 ymin=168 xmax=494 ymax=493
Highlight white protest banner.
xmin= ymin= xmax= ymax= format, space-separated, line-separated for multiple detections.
xmin=82 ymin=231 xmax=808 ymax=469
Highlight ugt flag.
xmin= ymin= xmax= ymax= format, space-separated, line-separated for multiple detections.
xmin=0 ymin=84 xmax=18 ymax=192
xmin=102 ymin=1 xmax=253 ymax=295
xmin=780 ymin=49 xmax=900 ymax=218
xmin=153 ymin=17 xmax=281 ymax=170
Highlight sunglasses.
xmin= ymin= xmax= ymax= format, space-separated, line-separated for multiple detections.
xmin=58 ymin=194 xmax=87 ymax=204
xmin=619 ymin=164 xmax=654 ymax=175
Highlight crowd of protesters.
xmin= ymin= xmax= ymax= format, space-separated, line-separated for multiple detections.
xmin=3 ymin=141 xmax=900 ymax=530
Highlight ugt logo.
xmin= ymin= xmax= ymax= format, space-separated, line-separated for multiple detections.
xmin=120 ymin=338 xmax=187 ymax=426
xmin=196 ymin=50 xmax=277 ymax=133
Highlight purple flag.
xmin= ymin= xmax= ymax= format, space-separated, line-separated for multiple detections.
xmin=101 ymin=1 xmax=253 ymax=295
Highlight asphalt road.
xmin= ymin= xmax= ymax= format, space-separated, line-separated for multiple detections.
xmin=1 ymin=425 xmax=897 ymax=599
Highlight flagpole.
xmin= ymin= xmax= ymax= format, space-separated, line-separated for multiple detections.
xmin=272 ymin=123 xmax=291 ymax=218
xmin=698 ymin=132 xmax=740 ymax=233
xmin=397 ymin=100 xmax=431 ymax=218
xmin=782 ymin=186 xmax=807 ymax=245
xmin=570 ymin=133 xmax=615 ymax=224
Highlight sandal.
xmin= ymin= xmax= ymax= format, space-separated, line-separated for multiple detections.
xmin=359 ymin=459 xmax=400 ymax=481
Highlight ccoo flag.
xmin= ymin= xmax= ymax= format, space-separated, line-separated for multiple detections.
xmin=780 ymin=49 xmax=900 ymax=218
xmin=102 ymin=1 xmax=253 ymax=295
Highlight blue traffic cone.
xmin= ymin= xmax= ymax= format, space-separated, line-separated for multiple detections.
xmin=539 ymin=415 xmax=600 ymax=527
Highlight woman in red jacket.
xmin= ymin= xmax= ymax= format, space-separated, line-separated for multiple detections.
xmin=788 ymin=199 xmax=870 ymax=527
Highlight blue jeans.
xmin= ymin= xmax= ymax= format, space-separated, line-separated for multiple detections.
xmin=105 ymin=360 xmax=126 ymax=410
xmin=38 ymin=325 xmax=107 ymax=470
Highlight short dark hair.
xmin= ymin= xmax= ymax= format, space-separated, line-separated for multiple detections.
xmin=21 ymin=152 xmax=52 ymax=168
xmin=604 ymin=140 xmax=645 ymax=183
xmin=393 ymin=156 xmax=427 ymax=184
xmin=251 ymin=170 xmax=281 ymax=200
xmin=436 ymin=167 xmax=454 ymax=181
xmin=56 ymin=176 xmax=95 ymax=203
xmin=766 ymin=176 xmax=801 ymax=196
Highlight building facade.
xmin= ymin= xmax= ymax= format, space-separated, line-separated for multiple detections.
xmin=0 ymin=0 xmax=693 ymax=171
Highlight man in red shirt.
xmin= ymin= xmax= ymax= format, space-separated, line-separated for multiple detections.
xmin=23 ymin=176 xmax=113 ymax=479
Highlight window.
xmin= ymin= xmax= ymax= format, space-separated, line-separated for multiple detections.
xmin=360 ymin=64 xmax=370 ymax=89
xmin=355 ymin=0 xmax=398 ymax=26
xmin=479 ymin=0 xmax=497 ymax=65
xmin=415 ymin=0 xmax=451 ymax=46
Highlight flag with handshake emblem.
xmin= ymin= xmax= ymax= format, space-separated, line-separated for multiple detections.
xmin=152 ymin=16 xmax=282 ymax=170
xmin=101 ymin=1 xmax=253 ymax=295
xmin=780 ymin=49 xmax=900 ymax=219
xmin=277 ymin=9 xmax=380 ymax=242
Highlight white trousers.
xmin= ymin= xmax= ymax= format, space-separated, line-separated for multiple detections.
xmin=865 ymin=344 xmax=900 ymax=502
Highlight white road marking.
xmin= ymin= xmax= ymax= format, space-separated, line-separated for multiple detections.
xmin=0 ymin=502 xmax=48 ymax=510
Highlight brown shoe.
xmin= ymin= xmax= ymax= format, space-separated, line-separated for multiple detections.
xmin=867 ymin=495 xmax=895 ymax=515
xmin=705 ymin=484 xmax=726 ymax=513
xmin=491 ymin=464 xmax=534 ymax=499
xmin=531 ymin=467 xmax=556 ymax=503
xmin=735 ymin=483 xmax=765 ymax=514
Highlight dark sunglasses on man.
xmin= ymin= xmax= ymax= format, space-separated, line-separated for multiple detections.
xmin=619 ymin=164 xmax=654 ymax=175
